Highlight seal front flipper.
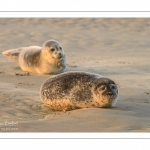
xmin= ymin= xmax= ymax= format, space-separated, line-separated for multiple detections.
xmin=57 ymin=58 xmax=66 ymax=68
xmin=2 ymin=48 xmax=22 ymax=63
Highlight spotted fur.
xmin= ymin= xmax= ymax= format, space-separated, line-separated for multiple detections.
xmin=40 ymin=71 xmax=118 ymax=111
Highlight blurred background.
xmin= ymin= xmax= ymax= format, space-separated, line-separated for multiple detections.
xmin=0 ymin=18 xmax=150 ymax=56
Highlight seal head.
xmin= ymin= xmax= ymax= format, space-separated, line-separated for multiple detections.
xmin=93 ymin=78 xmax=118 ymax=108
xmin=41 ymin=40 xmax=66 ymax=70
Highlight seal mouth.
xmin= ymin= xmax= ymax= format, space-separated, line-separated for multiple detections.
xmin=52 ymin=54 xmax=64 ymax=60
xmin=58 ymin=55 xmax=63 ymax=59
xmin=107 ymin=94 xmax=117 ymax=103
xmin=100 ymin=93 xmax=117 ymax=107
xmin=107 ymin=94 xmax=117 ymax=101
xmin=98 ymin=97 xmax=112 ymax=108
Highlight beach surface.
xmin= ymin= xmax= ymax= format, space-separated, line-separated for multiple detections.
xmin=0 ymin=18 xmax=150 ymax=132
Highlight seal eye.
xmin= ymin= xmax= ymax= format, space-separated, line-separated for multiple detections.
xmin=51 ymin=48 xmax=55 ymax=52
xmin=111 ymin=85 xmax=116 ymax=90
xmin=101 ymin=85 xmax=106 ymax=91
xmin=59 ymin=47 xmax=62 ymax=50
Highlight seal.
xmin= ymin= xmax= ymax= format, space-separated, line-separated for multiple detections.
xmin=2 ymin=39 xmax=67 ymax=74
xmin=40 ymin=71 xmax=118 ymax=111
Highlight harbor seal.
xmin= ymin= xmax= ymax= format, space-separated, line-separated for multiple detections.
xmin=40 ymin=71 xmax=118 ymax=111
xmin=2 ymin=39 xmax=66 ymax=74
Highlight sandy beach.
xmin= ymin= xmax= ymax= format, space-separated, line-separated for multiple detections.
xmin=0 ymin=18 xmax=150 ymax=132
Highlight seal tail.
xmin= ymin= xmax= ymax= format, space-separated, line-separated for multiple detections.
xmin=2 ymin=49 xmax=21 ymax=63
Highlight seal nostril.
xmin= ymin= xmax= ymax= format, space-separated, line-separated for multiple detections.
xmin=108 ymin=92 xmax=113 ymax=96
xmin=58 ymin=53 xmax=62 ymax=58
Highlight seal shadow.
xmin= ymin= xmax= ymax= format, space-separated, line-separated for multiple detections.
xmin=13 ymin=66 xmax=21 ymax=71
xmin=110 ymin=106 xmax=130 ymax=111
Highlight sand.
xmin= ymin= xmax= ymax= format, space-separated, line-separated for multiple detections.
xmin=0 ymin=18 xmax=150 ymax=132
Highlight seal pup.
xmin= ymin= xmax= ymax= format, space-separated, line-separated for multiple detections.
xmin=2 ymin=40 xmax=66 ymax=74
xmin=40 ymin=71 xmax=118 ymax=111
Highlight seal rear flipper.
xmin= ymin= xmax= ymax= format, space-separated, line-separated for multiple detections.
xmin=2 ymin=49 xmax=21 ymax=63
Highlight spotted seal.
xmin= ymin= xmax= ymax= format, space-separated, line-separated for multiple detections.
xmin=40 ymin=71 xmax=118 ymax=111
